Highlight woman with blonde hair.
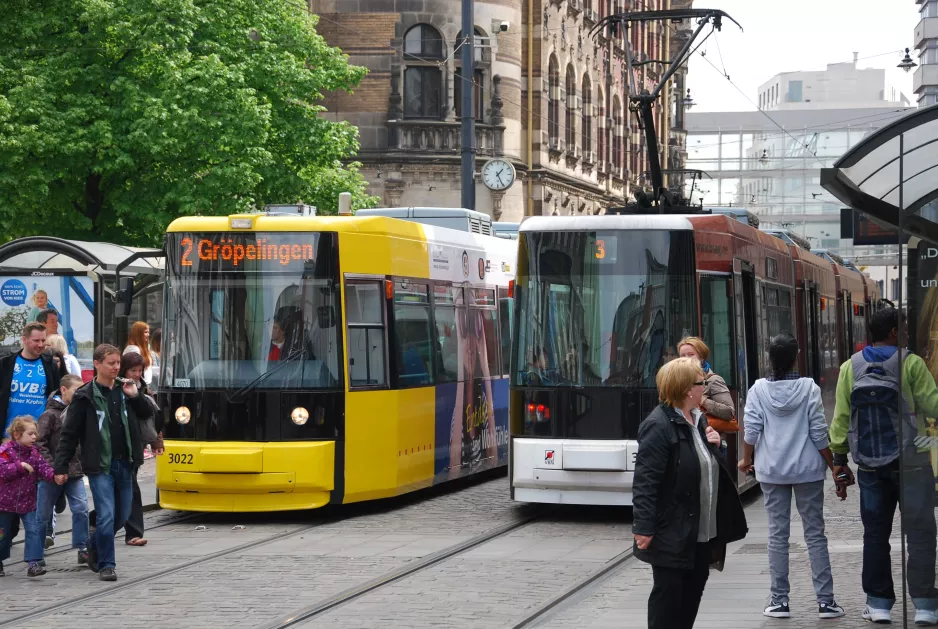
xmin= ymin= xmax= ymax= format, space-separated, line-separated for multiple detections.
xmin=45 ymin=334 xmax=81 ymax=377
xmin=632 ymin=357 xmax=748 ymax=629
xmin=677 ymin=336 xmax=735 ymax=425
xmin=123 ymin=321 xmax=153 ymax=385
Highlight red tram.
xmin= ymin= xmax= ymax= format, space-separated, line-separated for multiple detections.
xmin=510 ymin=213 xmax=880 ymax=505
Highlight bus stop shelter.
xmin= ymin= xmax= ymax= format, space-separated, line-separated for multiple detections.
xmin=0 ymin=236 xmax=163 ymax=374
xmin=821 ymin=103 xmax=938 ymax=625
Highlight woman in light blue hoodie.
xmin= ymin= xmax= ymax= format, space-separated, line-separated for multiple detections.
xmin=739 ymin=334 xmax=845 ymax=620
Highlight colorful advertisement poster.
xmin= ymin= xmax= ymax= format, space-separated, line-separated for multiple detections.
xmin=913 ymin=246 xmax=938 ymax=492
xmin=0 ymin=275 xmax=95 ymax=368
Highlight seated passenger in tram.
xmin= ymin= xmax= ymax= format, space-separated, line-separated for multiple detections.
xmin=268 ymin=319 xmax=286 ymax=362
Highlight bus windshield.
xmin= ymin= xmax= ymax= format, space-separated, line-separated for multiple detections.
xmin=162 ymin=232 xmax=341 ymax=390
xmin=513 ymin=229 xmax=696 ymax=388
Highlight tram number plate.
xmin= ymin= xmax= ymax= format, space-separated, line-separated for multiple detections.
xmin=169 ymin=453 xmax=194 ymax=465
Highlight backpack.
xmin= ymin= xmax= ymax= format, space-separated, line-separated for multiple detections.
xmin=848 ymin=350 xmax=918 ymax=468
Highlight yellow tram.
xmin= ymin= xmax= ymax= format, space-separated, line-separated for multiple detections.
xmin=156 ymin=209 xmax=517 ymax=511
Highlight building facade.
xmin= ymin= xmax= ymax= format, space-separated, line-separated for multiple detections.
xmin=312 ymin=0 xmax=682 ymax=220
xmin=686 ymin=58 xmax=913 ymax=260
xmin=915 ymin=0 xmax=938 ymax=106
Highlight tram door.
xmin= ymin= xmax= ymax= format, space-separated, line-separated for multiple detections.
xmin=842 ymin=290 xmax=854 ymax=364
xmin=731 ymin=260 xmax=760 ymax=484
xmin=803 ymin=281 xmax=822 ymax=384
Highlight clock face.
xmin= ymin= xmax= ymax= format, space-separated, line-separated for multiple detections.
xmin=482 ymin=159 xmax=515 ymax=191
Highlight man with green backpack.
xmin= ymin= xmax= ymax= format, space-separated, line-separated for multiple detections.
xmin=830 ymin=307 xmax=938 ymax=626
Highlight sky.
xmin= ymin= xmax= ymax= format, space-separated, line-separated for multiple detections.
xmin=685 ymin=0 xmax=921 ymax=112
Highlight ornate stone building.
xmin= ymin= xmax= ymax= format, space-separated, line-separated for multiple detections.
xmin=312 ymin=0 xmax=680 ymax=220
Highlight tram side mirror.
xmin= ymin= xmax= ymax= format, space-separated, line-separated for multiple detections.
xmin=317 ymin=305 xmax=336 ymax=329
xmin=117 ymin=277 xmax=135 ymax=317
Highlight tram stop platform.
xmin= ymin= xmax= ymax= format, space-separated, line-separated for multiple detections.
xmin=544 ymin=476 xmax=915 ymax=629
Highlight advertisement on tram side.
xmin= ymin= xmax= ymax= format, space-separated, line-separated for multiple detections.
xmin=0 ymin=275 xmax=95 ymax=366
xmin=426 ymin=240 xmax=512 ymax=478
xmin=912 ymin=245 xmax=938 ymax=492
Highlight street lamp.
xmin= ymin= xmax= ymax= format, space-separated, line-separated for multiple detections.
xmin=759 ymin=149 xmax=769 ymax=166
xmin=683 ymin=88 xmax=696 ymax=110
xmin=898 ymin=48 xmax=917 ymax=73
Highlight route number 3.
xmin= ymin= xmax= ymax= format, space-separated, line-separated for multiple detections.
xmin=595 ymin=239 xmax=606 ymax=260
xmin=169 ymin=453 xmax=194 ymax=465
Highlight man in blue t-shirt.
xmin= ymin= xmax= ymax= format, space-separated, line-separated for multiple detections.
xmin=0 ymin=321 xmax=61 ymax=433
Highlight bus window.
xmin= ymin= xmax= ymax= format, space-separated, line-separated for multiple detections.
xmin=346 ymin=281 xmax=387 ymax=387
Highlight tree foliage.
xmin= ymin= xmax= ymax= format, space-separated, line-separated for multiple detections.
xmin=0 ymin=0 xmax=377 ymax=246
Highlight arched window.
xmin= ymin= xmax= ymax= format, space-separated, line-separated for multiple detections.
xmin=582 ymin=75 xmax=592 ymax=158
xmin=612 ymin=96 xmax=622 ymax=174
xmin=454 ymin=28 xmax=485 ymax=122
xmin=404 ymin=25 xmax=444 ymax=119
xmin=548 ymin=56 xmax=560 ymax=145
xmin=565 ymin=65 xmax=577 ymax=150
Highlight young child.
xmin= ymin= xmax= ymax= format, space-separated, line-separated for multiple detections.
xmin=0 ymin=416 xmax=62 ymax=577
xmin=36 ymin=375 xmax=89 ymax=566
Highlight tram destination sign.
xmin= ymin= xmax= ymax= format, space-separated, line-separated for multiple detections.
xmin=169 ymin=232 xmax=324 ymax=274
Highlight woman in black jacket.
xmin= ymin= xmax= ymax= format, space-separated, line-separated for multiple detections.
xmin=632 ymin=357 xmax=748 ymax=629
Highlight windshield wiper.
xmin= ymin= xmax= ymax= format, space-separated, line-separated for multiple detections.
xmin=225 ymin=345 xmax=308 ymax=402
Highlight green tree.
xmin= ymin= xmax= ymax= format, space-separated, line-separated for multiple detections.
xmin=0 ymin=0 xmax=377 ymax=246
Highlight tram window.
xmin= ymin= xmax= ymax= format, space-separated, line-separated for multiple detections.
xmin=700 ymin=276 xmax=735 ymax=389
xmin=780 ymin=289 xmax=791 ymax=308
xmin=394 ymin=299 xmax=434 ymax=387
xmin=473 ymin=307 xmax=500 ymax=377
xmin=498 ymin=288 xmax=512 ymax=376
xmin=346 ymin=282 xmax=387 ymax=387
xmin=434 ymin=305 xmax=459 ymax=383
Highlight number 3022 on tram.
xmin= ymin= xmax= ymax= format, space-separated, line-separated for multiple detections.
xmin=156 ymin=209 xmax=517 ymax=511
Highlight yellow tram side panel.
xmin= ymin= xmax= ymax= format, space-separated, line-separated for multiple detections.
xmin=338 ymin=226 xmax=438 ymax=503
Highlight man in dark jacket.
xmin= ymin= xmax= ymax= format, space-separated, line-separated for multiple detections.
xmin=35 ymin=374 xmax=89 ymax=564
xmin=0 ymin=321 xmax=60 ymax=434
xmin=54 ymin=344 xmax=152 ymax=582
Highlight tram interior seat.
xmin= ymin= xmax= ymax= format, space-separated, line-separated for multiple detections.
xmin=186 ymin=359 xmax=339 ymax=388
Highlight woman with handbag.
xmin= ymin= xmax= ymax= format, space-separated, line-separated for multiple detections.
xmin=738 ymin=334 xmax=844 ymax=620
xmin=678 ymin=337 xmax=737 ymax=437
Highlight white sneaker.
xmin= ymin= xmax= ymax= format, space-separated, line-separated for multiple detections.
xmin=862 ymin=606 xmax=892 ymax=624
xmin=915 ymin=608 xmax=938 ymax=626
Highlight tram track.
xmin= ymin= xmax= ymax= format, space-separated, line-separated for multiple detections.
xmin=262 ymin=508 xmax=549 ymax=629
xmin=0 ymin=517 xmax=334 ymax=627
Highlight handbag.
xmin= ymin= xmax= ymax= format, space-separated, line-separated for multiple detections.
xmin=705 ymin=413 xmax=739 ymax=433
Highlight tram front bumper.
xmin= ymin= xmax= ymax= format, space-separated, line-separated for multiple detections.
xmin=511 ymin=437 xmax=638 ymax=506
xmin=156 ymin=440 xmax=335 ymax=512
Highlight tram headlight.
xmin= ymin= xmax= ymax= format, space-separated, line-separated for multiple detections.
xmin=291 ymin=407 xmax=310 ymax=426
xmin=175 ymin=406 xmax=191 ymax=425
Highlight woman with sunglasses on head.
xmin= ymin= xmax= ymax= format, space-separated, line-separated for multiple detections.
xmin=739 ymin=334 xmax=845 ymax=620
xmin=632 ymin=357 xmax=748 ymax=629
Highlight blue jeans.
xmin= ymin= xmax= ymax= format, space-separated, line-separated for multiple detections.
xmin=858 ymin=461 xmax=938 ymax=611
xmin=35 ymin=478 xmax=89 ymax=555
xmin=0 ymin=510 xmax=41 ymax=564
xmin=86 ymin=459 xmax=133 ymax=570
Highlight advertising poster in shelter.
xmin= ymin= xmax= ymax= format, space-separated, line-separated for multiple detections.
xmin=0 ymin=275 xmax=95 ymax=368
xmin=912 ymin=246 xmax=938 ymax=492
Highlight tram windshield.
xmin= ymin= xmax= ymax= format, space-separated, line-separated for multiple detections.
xmin=162 ymin=232 xmax=341 ymax=390
xmin=513 ymin=230 xmax=696 ymax=388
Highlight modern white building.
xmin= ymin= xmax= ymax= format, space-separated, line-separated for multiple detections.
xmin=758 ymin=59 xmax=910 ymax=111
xmin=686 ymin=57 xmax=913 ymax=259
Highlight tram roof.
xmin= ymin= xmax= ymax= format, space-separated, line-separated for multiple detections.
xmin=0 ymin=237 xmax=163 ymax=276
xmin=519 ymin=215 xmax=693 ymax=232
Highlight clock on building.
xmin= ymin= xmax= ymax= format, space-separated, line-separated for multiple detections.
xmin=481 ymin=158 xmax=516 ymax=191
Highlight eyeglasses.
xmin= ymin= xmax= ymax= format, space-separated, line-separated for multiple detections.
xmin=693 ymin=381 xmax=705 ymax=386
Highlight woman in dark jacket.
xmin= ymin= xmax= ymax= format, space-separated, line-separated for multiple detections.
xmin=632 ymin=357 xmax=748 ymax=629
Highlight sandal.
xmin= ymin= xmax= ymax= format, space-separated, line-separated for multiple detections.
xmin=126 ymin=538 xmax=148 ymax=546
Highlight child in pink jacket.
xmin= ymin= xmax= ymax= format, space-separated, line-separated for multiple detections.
xmin=0 ymin=416 xmax=61 ymax=577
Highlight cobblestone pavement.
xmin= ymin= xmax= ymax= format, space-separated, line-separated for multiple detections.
xmin=536 ymin=478 xmax=938 ymax=629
